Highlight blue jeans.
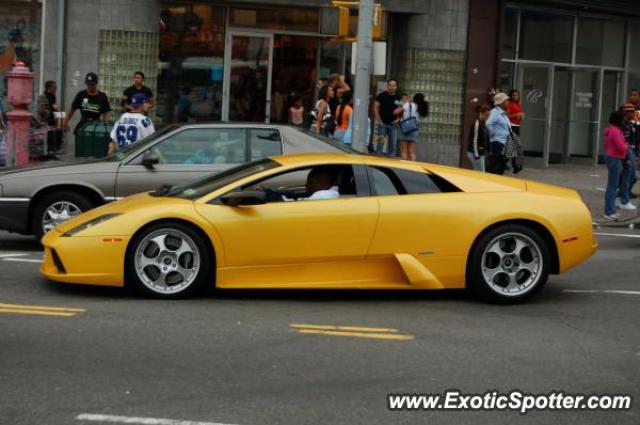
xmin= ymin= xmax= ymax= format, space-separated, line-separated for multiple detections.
xmin=376 ymin=123 xmax=398 ymax=157
xmin=605 ymin=155 xmax=624 ymax=215
xmin=467 ymin=151 xmax=486 ymax=172
xmin=617 ymin=147 xmax=636 ymax=204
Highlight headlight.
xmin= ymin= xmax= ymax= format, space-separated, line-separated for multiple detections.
xmin=62 ymin=213 xmax=121 ymax=237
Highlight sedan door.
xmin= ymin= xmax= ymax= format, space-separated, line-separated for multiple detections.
xmin=114 ymin=127 xmax=248 ymax=197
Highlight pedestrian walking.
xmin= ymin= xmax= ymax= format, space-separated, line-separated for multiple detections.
xmin=396 ymin=92 xmax=429 ymax=161
xmin=603 ymin=110 xmax=630 ymax=221
xmin=333 ymin=91 xmax=353 ymax=144
xmin=507 ymin=89 xmax=524 ymax=136
xmin=108 ymin=93 xmax=155 ymax=155
xmin=62 ymin=72 xmax=111 ymax=133
xmin=485 ymin=92 xmax=512 ymax=175
xmin=121 ymin=71 xmax=154 ymax=113
xmin=626 ymin=89 xmax=640 ymax=198
xmin=466 ymin=104 xmax=491 ymax=172
xmin=374 ymin=78 xmax=402 ymax=157
xmin=310 ymin=84 xmax=335 ymax=137
xmin=616 ymin=103 xmax=638 ymax=211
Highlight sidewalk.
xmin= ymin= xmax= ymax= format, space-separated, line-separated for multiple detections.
xmin=516 ymin=164 xmax=639 ymax=223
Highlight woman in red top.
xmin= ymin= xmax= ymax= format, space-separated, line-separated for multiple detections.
xmin=508 ymin=90 xmax=524 ymax=135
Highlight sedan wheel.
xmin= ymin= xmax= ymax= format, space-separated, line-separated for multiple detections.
xmin=42 ymin=201 xmax=82 ymax=234
xmin=468 ymin=224 xmax=550 ymax=303
xmin=127 ymin=223 xmax=211 ymax=298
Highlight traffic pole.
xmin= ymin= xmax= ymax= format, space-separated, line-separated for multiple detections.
xmin=351 ymin=0 xmax=374 ymax=152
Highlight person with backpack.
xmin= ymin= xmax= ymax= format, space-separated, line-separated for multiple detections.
xmin=311 ymin=85 xmax=335 ymax=137
xmin=396 ymin=92 xmax=429 ymax=161
xmin=333 ymin=91 xmax=353 ymax=143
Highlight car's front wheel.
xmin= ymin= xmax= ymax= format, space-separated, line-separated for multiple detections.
xmin=468 ymin=224 xmax=550 ymax=303
xmin=126 ymin=222 xmax=211 ymax=298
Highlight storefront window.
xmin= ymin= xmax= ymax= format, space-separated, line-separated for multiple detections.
xmin=158 ymin=4 xmax=225 ymax=124
xmin=519 ymin=10 xmax=572 ymax=63
xmin=576 ymin=18 xmax=625 ymax=67
xmin=501 ymin=7 xmax=517 ymax=60
xmin=229 ymin=7 xmax=320 ymax=33
xmin=0 ymin=0 xmax=41 ymax=102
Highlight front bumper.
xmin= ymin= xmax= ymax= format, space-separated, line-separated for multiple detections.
xmin=0 ymin=197 xmax=30 ymax=233
xmin=557 ymin=231 xmax=598 ymax=273
xmin=41 ymin=230 xmax=129 ymax=286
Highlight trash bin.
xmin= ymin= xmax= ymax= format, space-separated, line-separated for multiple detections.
xmin=75 ymin=120 xmax=113 ymax=158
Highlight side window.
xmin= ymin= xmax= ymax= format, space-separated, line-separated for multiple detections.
xmin=369 ymin=166 xmax=457 ymax=196
xmin=234 ymin=164 xmax=355 ymax=202
xmin=369 ymin=167 xmax=401 ymax=196
xmin=394 ymin=168 xmax=441 ymax=194
xmin=249 ymin=129 xmax=282 ymax=161
xmin=150 ymin=128 xmax=246 ymax=165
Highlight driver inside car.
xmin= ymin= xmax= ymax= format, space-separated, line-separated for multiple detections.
xmin=257 ymin=167 xmax=340 ymax=202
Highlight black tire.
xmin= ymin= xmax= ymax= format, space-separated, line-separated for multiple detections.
xmin=467 ymin=224 xmax=550 ymax=304
xmin=32 ymin=190 xmax=95 ymax=242
xmin=125 ymin=222 xmax=212 ymax=299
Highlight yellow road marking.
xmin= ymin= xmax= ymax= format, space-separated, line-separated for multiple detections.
xmin=0 ymin=307 xmax=77 ymax=317
xmin=0 ymin=303 xmax=85 ymax=313
xmin=290 ymin=323 xmax=399 ymax=333
xmin=298 ymin=329 xmax=414 ymax=341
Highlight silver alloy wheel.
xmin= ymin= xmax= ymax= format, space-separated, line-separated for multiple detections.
xmin=42 ymin=201 xmax=82 ymax=233
xmin=481 ymin=232 xmax=543 ymax=297
xmin=134 ymin=229 xmax=201 ymax=295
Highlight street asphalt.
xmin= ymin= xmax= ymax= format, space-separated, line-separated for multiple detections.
xmin=0 ymin=229 xmax=638 ymax=425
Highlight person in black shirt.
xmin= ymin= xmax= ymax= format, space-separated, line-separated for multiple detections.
xmin=374 ymin=78 xmax=402 ymax=157
xmin=37 ymin=80 xmax=63 ymax=157
xmin=121 ymin=71 xmax=154 ymax=113
xmin=62 ymin=72 xmax=111 ymax=133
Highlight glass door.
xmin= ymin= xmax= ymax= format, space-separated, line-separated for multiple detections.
xmin=222 ymin=32 xmax=274 ymax=123
xmin=518 ymin=64 xmax=553 ymax=166
xmin=566 ymin=68 xmax=601 ymax=165
xmin=600 ymin=70 xmax=623 ymax=163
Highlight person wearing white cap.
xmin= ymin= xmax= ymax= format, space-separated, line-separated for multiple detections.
xmin=485 ymin=92 xmax=511 ymax=175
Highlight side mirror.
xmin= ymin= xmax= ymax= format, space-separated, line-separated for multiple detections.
xmin=142 ymin=150 xmax=160 ymax=169
xmin=220 ymin=190 xmax=267 ymax=206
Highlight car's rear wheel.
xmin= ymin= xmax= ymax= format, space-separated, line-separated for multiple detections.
xmin=468 ymin=224 xmax=550 ymax=303
xmin=32 ymin=191 xmax=94 ymax=241
xmin=126 ymin=222 xmax=210 ymax=298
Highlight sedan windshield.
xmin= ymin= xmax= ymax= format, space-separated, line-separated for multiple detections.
xmin=160 ymin=158 xmax=281 ymax=200
xmin=103 ymin=125 xmax=179 ymax=162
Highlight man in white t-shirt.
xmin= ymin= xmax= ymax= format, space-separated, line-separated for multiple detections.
xmin=108 ymin=93 xmax=155 ymax=155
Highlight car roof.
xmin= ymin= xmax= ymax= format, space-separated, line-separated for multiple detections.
xmin=268 ymin=153 xmax=430 ymax=170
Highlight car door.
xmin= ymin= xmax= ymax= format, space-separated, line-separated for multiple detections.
xmin=195 ymin=163 xmax=378 ymax=269
xmin=114 ymin=127 xmax=249 ymax=197
xmin=364 ymin=165 xmax=470 ymax=288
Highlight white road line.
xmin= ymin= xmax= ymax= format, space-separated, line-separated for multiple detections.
xmin=595 ymin=187 xmax=606 ymax=191
xmin=563 ymin=289 xmax=640 ymax=295
xmin=2 ymin=258 xmax=43 ymax=263
xmin=76 ymin=413 xmax=238 ymax=425
xmin=0 ymin=253 xmax=28 ymax=258
xmin=594 ymin=232 xmax=640 ymax=238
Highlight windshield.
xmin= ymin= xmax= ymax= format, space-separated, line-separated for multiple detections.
xmin=103 ymin=125 xmax=178 ymax=162
xmin=161 ymin=158 xmax=281 ymax=200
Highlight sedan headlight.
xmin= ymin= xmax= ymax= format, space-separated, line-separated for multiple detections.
xmin=62 ymin=213 xmax=122 ymax=237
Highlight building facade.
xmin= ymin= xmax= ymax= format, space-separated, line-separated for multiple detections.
xmin=2 ymin=0 xmax=639 ymax=167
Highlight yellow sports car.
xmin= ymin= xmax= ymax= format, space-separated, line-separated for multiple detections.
xmin=41 ymin=153 xmax=596 ymax=303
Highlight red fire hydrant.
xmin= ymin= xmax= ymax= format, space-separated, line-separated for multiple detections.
xmin=6 ymin=61 xmax=34 ymax=167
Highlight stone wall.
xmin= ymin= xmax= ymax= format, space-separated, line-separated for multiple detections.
xmin=397 ymin=0 xmax=469 ymax=166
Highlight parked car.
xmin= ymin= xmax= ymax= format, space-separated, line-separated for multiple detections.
xmin=41 ymin=153 xmax=596 ymax=303
xmin=0 ymin=124 xmax=353 ymax=241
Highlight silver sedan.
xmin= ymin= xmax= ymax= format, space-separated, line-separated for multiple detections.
xmin=0 ymin=124 xmax=355 ymax=241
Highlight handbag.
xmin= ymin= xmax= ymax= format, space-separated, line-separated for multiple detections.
xmin=399 ymin=103 xmax=419 ymax=134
